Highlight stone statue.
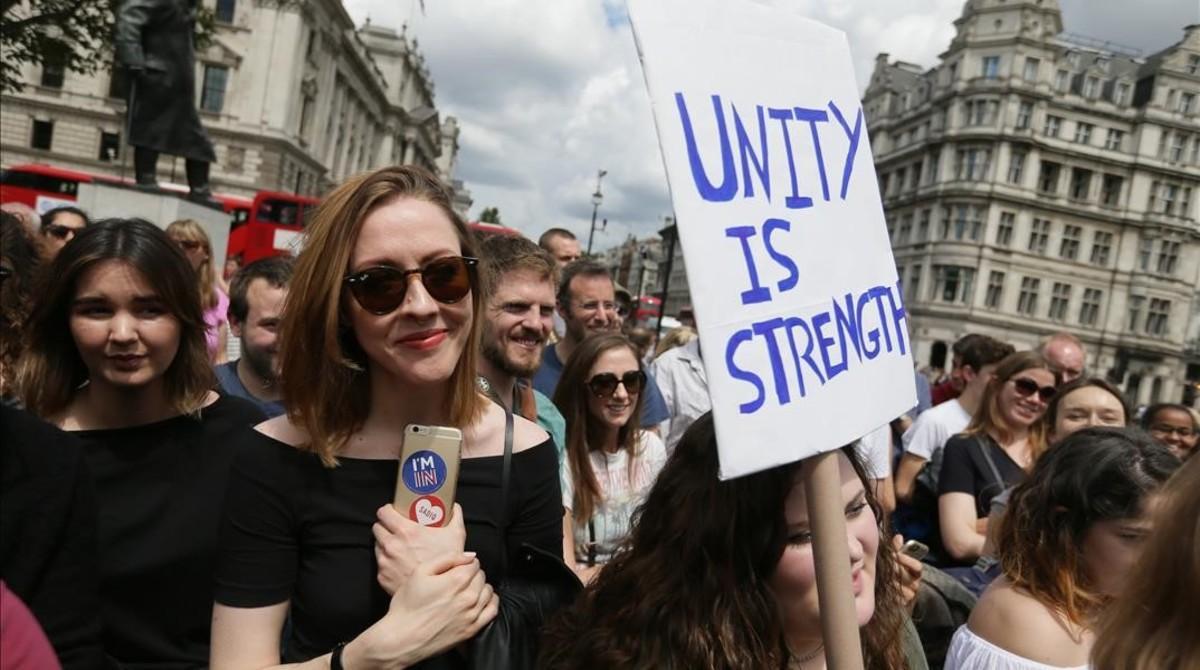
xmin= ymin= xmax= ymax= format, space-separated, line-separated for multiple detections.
xmin=115 ymin=0 xmax=217 ymax=200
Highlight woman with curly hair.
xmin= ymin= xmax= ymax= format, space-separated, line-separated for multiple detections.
xmin=946 ymin=427 xmax=1179 ymax=669
xmin=1091 ymin=455 xmax=1200 ymax=670
xmin=0 ymin=211 xmax=40 ymax=402
xmin=540 ymin=412 xmax=922 ymax=670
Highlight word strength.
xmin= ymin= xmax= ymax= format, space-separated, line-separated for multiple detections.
xmin=725 ymin=283 xmax=909 ymax=414
xmin=674 ymin=93 xmax=864 ymax=207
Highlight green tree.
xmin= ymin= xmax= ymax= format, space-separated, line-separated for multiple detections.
xmin=479 ymin=206 xmax=502 ymax=224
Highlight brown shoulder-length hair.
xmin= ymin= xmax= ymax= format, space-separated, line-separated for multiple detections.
xmin=964 ymin=350 xmax=1052 ymax=456
xmin=18 ymin=218 xmax=214 ymax=417
xmin=165 ymin=218 xmax=220 ymax=310
xmin=278 ymin=165 xmax=486 ymax=467
xmin=540 ymin=413 xmax=910 ymax=670
xmin=996 ymin=426 xmax=1179 ymax=629
xmin=552 ymin=333 xmax=646 ymax=525
xmin=1092 ymin=455 xmax=1200 ymax=670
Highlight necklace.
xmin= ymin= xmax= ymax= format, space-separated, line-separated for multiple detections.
xmin=788 ymin=644 xmax=824 ymax=669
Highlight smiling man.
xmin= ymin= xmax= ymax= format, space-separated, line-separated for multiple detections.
xmin=477 ymin=234 xmax=567 ymax=455
xmin=214 ymin=256 xmax=292 ymax=417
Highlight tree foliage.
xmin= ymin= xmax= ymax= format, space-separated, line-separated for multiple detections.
xmin=0 ymin=0 xmax=214 ymax=93
xmin=479 ymin=206 xmax=502 ymax=224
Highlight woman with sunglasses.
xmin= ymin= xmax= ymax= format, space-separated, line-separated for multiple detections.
xmin=937 ymin=351 xmax=1055 ymax=565
xmin=211 ymin=166 xmax=564 ymax=669
xmin=552 ymin=334 xmax=666 ymax=583
xmin=16 ymin=218 xmax=265 ymax=667
xmin=166 ymin=219 xmax=229 ymax=363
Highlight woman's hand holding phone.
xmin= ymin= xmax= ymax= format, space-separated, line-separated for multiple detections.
xmin=373 ymin=502 xmax=468 ymax=596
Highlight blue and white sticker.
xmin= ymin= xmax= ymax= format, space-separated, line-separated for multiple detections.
xmin=402 ymin=450 xmax=448 ymax=495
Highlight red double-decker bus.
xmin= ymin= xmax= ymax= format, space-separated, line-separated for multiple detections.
xmin=227 ymin=191 xmax=321 ymax=264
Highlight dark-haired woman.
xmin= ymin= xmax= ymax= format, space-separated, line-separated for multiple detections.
xmin=16 ymin=219 xmax=265 ymax=667
xmin=1 ymin=211 xmax=40 ymax=403
xmin=553 ymin=333 xmax=667 ymax=583
xmin=945 ymin=427 xmax=1179 ymax=669
xmin=1139 ymin=402 xmax=1197 ymax=459
xmin=938 ymin=352 xmax=1055 ymax=564
xmin=541 ymin=412 xmax=925 ymax=669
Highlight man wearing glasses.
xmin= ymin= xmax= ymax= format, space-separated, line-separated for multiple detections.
xmin=39 ymin=207 xmax=90 ymax=260
xmin=532 ymin=259 xmax=669 ymax=431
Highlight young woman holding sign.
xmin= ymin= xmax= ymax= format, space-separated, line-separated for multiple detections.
xmin=209 ymin=166 xmax=564 ymax=668
xmin=540 ymin=412 xmax=925 ymax=669
xmin=553 ymin=333 xmax=668 ymax=583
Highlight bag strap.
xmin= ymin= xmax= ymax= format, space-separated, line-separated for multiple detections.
xmin=497 ymin=404 xmax=514 ymax=579
xmin=974 ymin=436 xmax=1005 ymax=491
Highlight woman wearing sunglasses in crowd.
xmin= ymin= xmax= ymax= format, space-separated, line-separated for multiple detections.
xmin=945 ymin=427 xmax=1179 ymax=670
xmin=16 ymin=219 xmax=265 ymax=667
xmin=552 ymin=333 xmax=667 ymax=584
xmin=938 ymin=351 xmax=1055 ymax=565
xmin=166 ymin=219 xmax=229 ymax=363
xmin=211 ymin=166 xmax=563 ymax=669
xmin=541 ymin=412 xmax=925 ymax=669
xmin=1139 ymin=402 xmax=1197 ymax=459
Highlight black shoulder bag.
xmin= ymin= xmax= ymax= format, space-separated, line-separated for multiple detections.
xmin=467 ymin=405 xmax=582 ymax=670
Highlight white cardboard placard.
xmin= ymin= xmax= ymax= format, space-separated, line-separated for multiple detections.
xmin=628 ymin=0 xmax=917 ymax=479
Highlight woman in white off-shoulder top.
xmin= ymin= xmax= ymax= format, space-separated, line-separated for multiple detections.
xmin=945 ymin=427 xmax=1180 ymax=670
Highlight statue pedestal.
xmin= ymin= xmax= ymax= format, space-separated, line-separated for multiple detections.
xmin=75 ymin=181 xmax=232 ymax=266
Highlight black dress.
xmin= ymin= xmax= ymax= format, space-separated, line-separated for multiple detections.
xmin=937 ymin=434 xmax=1026 ymax=518
xmin=73 ymin=395 xmax=265 ymax=669
xmin=214 ymin=429 xmax=563 ymax=665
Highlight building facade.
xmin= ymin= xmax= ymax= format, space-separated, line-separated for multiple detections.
xmin=864 ymin=0 xmax=1200 ymax=405
xmin=0 ymin=0 xmax=470 ymax=210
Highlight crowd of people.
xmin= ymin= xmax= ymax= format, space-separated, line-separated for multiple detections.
xmin=0 ymin=164 xmax=1197 ymax=670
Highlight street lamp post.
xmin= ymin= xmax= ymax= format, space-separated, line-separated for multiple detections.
xmin=585 ymin=169 xmax=607 ymax=255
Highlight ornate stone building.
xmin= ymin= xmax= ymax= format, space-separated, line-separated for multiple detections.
xmin=864 ymin=0 xmax=1200 ymax=405
xmin=0 ymin=0 xmax=470 ymax=210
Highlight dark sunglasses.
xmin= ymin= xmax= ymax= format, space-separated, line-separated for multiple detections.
xmin=1011 ymin=377 xmax=1056 ymax=403
xmin=586 ymin=370 xmax=646 ymax=398
xmin=344 ymin=256 xmax=478 ymax=315
xmin=43 ymin=224 xmax=77 ymax=240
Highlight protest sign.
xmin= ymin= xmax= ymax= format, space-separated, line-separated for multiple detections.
xmin=627 ymin=0 xmax=917 ymax=480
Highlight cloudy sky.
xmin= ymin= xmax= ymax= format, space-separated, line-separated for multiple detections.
xmin=342 ymin=0 xmax=1198 ymax=252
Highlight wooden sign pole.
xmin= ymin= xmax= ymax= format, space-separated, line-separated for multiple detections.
xmin=802 ymin=450 xmax=865 ymax=670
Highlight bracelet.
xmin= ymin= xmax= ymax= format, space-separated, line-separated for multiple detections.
xmin=330 ymin=641 xmax=348 ymax=670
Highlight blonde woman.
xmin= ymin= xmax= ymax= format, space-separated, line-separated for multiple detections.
xmin=166 ymin=219 xmax=229 ymax=362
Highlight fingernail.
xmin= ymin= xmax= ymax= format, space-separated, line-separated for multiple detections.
xmin=463 ymin=551 xmax=477 ymax=557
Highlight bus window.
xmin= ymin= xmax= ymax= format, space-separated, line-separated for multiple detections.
xmin=256 ymin=199 xmax=301 ymax=226
xmin=0 ymin=169 xmax=78 ymax=196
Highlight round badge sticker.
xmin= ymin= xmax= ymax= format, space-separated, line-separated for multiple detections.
xmin=409 ymin=495 xmax=448 ymax=527
xmin=401 ymin=450 xmax=448 ymax=495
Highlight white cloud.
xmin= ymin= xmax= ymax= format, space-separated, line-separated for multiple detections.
xmin=343 ymin=0 xmax=1195 ymax=252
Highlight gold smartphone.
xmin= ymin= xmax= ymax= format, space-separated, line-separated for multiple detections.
xmin=393 ymin=424 xmax=463 ymax=528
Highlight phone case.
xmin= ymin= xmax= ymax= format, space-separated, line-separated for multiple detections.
xmin=393 ymin=425 xmax=463 ymax=527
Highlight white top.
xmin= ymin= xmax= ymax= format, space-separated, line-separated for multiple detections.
xmin=901 ymin=398 xmax=971 ymax=491
xmin=561 ymin=430 xmax=668 ymax=565
xmin=650 ymin=339 xmax=710 ymax=453
xmin=856 ymin=423 xmax=893 ymax=480
xmin=945 ymin=626 xmax=1089 ymax=670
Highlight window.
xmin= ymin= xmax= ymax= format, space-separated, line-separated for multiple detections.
xmin=1007 ymin=149 xmax=1026 ymax=184
xmin=897 ymin=214 xmax=913 ymax=244
xmin=910 ymin=161 xmax=922 ymax=189
xmin=1044 ymin=115 xmax=1062 ymax=138
xmin=1150 ymin=182 xmax=1180 ymax=215
xmin=1113 ymin=82 xmax=1130 ymax=105
xmin=215 ymin=0 xmax=236 ymax=23
xmin=200 ymin=65 xmax=229 ymax=113
xmin=1156 ymin=240 xmax=1180 ymax=275
xmin=1048 ymin=282 xmax=1071 ymax=321
xmin=1090 ymin=231 xmax=1113 ymax=265
xmin=985 ymin=271 xmax=1005 ymax=308
xmin=964 ymin=99 xmax=998 ymax=126
xmin=1015 ymin=101 xmax=1033 ymax=129
xmin=1168 ymin=132 xmax=1186 ymax=162
xmin=1079 ymin=288 xmax=1102 ymax=326
xmin=1037 ymin=161 xmax=1061 ymax=194
xmin=1146 ymin=299 xmax=1170 ymax=335
xmin=925 ymin=152 xmax=940 ymax=183
xmin=30 ymin=119 xmax=53 ymax=150
xmin=896 ymin=168 xmax=908 ymax=193
xmin=1023 ymin=57 xmax=1040 ymax=81
xmin=996 ymin=211 xmax=1015 ymax=246
xmin=1083 ymin=76 xmax=1099 ymax=98
xmin=1054 ymin=70 xmax=1069 ymax=92
xmin=954 ymin=147 xmax=991 ymax=181
xmin=98 ymin=131 xmax=120 ymax=162
xmin=1192 ymin=137 xmax=1200 ymax=164
xmin=1069 ymin=168 xmax=1092 ymax=201
xmin=917 ymin=209 xmax=930 ymax=241
xmin=1073 ymin=122 xmax=1093 ymax=144
xmin=1017 ymin=277 xmax=1040 ymax=315
xmin=1127 ymin=295 xmax=1145 ymax=331
xmin=1179 ymin=92 xmax=1196 ymax=115
xmin=1138 ymin=237 xmax=1154 ymax=270
xmin=1189 ymin=54 xmax=1200 ymax=76
xmin=932 ymin=266 xmax=975 ymax=304
xmin=907 ymin=265 xmax=922 ymax=302
xmin=1100 ymin=174 xmax=1122 ymax=206
xmin=1105 ymin=128 xmax=1123 ymax=150
xmin=40 ymin=46 xmax=67 ymax=88
xmin=944 ymin=204 xmax=984 ymax=240
xmin=108 ymin=68 xmax=130 ymax=99
xmin=1028 ymin=218 xmax=1051 ymax=254
xmin=982 ymin=56 xmax=1000 ymax=79
xmin=1059 ymin=225 xmax=1082 ymax=259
